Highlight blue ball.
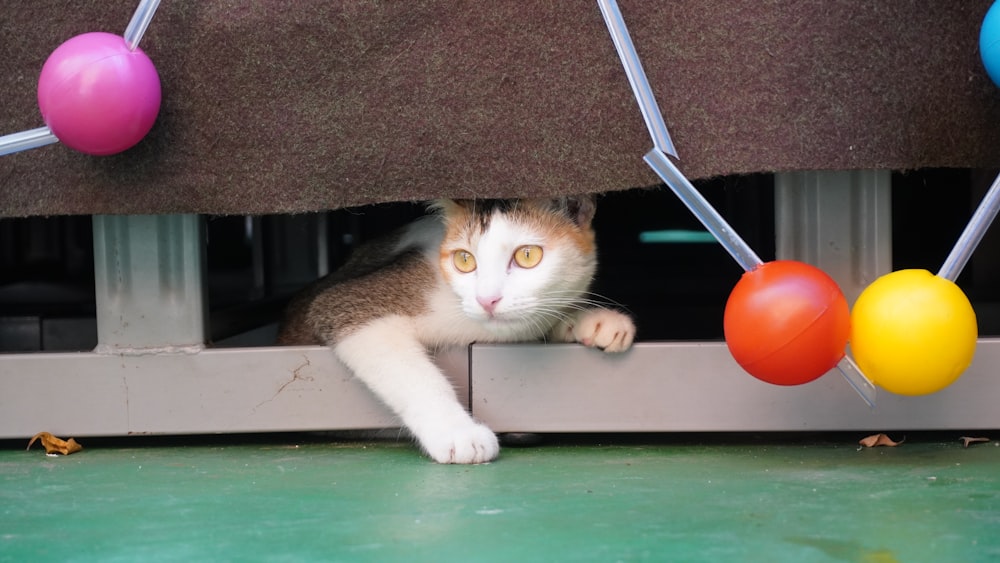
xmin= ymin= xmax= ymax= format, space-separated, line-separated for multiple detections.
xmin=981 ymin=1 xmax=1000 ymax=87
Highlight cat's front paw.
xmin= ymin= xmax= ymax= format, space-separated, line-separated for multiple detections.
xmin=570 ymin=308 xmax=635 ymax=353
xmin=417 ymin=419 xmax=500 ymax=464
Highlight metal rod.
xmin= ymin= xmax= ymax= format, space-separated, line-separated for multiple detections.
xmin=596 ymin=0 xmax=678 ymax=158
xmin=0 ymin=126 xmax=59 ymax=157
xmin=644 ymin=148 xmax=763 ymax=271
xmin=124 ymin=0 xmax=162 ymax=51
xmin=937 ymin=171 xmax=1000 ymax=281
xmin=834 ymin=355 xmax=877 ymax=408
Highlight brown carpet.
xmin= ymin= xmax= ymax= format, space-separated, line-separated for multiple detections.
xmin=2 ymin=1 xmax=999 ymax=217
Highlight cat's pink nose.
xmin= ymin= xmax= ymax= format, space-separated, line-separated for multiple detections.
xmin=477 ymin=295 xmax=502 ymax=316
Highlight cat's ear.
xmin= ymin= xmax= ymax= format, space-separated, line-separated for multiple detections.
xmin=556 ymin=195 xmax=596 ymax=228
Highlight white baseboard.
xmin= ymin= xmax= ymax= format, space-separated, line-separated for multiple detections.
xmin=2 ymin=340 xmax=997 ymax=439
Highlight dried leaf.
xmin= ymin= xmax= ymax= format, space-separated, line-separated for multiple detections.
xmin=27 ymin=432 xmax=83 ymax=455
xmin=859 ymin=433 xmax=904 ymax=448
xmin=960 ymin=436 xmax=990 ymax=448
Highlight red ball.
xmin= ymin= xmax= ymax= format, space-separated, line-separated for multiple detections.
xmin=37 ymin=32 xmax=161 ymax=156
xmin=724 ymin=260 xmax=850 ymax=385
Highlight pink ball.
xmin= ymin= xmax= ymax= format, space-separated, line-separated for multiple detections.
xmin=37 ymin=32 xmax=161 ymax=156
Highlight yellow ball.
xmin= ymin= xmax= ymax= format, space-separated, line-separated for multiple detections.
xmin=851 ymin=269 xmax=977 ymax=395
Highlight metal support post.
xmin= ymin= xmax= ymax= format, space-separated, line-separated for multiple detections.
xmin=92 ymin=214 xmax=207 ymax=353
xmin=775 ymin=170 xmax=892 ymax=305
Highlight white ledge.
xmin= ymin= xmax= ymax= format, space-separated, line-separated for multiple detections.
xmin=2 ymin=341 xmax=998 ymax=439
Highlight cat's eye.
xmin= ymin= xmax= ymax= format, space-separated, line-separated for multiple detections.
xmin=453 ymin=250 xmax=477 ymax=273
xmin=512 ymin=245 xmax=543 ymax=269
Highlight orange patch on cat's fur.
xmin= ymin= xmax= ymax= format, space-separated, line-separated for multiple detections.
xmin=436 ymin=201 xmax=476 ymax=283
xmin=506 ymin=200 xmax=596 ymax=257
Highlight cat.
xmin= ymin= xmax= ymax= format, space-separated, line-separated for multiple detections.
xmin=277 ymin=195 xmax=635 ymax=463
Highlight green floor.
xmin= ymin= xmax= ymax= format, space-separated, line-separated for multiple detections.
xmin=1 ymin=434 xmax=998 ymax=562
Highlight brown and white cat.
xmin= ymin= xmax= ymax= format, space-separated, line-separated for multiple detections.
xmin=278 ymin=196 xmax=635 ymax=463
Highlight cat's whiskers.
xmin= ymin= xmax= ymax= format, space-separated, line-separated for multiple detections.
xmin=541 ymin=288 xmax=630 ymax=311
xmin=535 ymin=298 xmax=595 ymax=314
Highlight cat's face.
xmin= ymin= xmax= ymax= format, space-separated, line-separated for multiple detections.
xmin=436 ymin=197 xmax=598 ymax=334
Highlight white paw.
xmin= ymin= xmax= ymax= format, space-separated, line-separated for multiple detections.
xmin=571 ymin=308 xmax=635 ymax=353
xmin=416 ymin=418 xmax=499 ymax=464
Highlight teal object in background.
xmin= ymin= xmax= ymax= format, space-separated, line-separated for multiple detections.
xmin=1 ymin=437 xmax=998 ymax=561
xmin=639 ymin=229 xmax=717 ymax=244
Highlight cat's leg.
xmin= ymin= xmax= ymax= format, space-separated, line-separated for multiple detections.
xmin=333 ymin=316 xmax=499 ymax=464
xmin=549 ymin=308 xmax=636 ymax=353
